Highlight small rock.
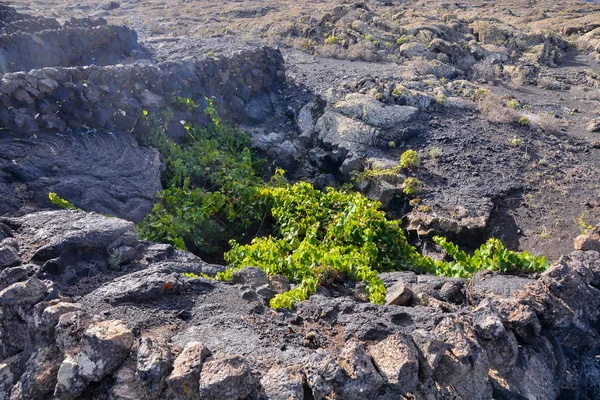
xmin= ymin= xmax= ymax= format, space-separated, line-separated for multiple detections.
xmin=587 ymin=118 xmax=600 ymax=133
xmin=166 ymin=341 xmax=210 ymax=398
xmin=410 ymin=329 xmax=450 ymax=377
xmin=198 ymin=356 xmax=256 ymax=400
xmin=232 ymin=267 xmax=269 ymax=288
xmin=303 ymin=350 xmax=345 ymax=399
xmin=37 ymin=302 xmax=83 ymax=337
xmin=136 ymin=337 xmax=171 ymax=394
xmin=368 ymin=333 xmax=419 ymax=394
xmin=337 ymin=341 xmax=384 ymax=400
xmin=0 ymin=353 xmax=27 ymax=399
xmin=0 ymin=276 xmax=48 ymax=306
xmin=55 ymin=311 xmax=91 ymax=352
xmin=0 ymin=246 xmax=20 ymax=269
xmin=256 ymin=284 xmax=277 ymax=301
xmin=12 ymin=346 xmax=62 ymax=399
xmin=38 ymin=78 xmax=60 ymax=94
xmin=0 ymin=265 xmax=32 ymax=291
xmin=77 ymin=320 xmax=134 ymax=383
xmin=54 ymin=353 xmax=87 ymax=400
xmin=260 ymin=366 xmax=304 ymax=400
xmin=574 ymin=231 xmax=600 ymax=252
xmin=472 ymin=299 xmax=506 ymax=340
xmin=385 ymin=281 xmax=413 ymax=306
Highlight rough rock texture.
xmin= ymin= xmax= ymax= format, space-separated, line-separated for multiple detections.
xmin=0 ymin=48 xmax=285 ymax=135
xmin=0 ymin=210 xmax=598 ymax=399
xmin=0 ymin=131 xmax=162 ymax=223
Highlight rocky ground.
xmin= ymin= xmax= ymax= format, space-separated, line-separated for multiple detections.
xmin=11 ymin=0 xmax=600 ymax=258
xmin=1 ymin=0 xmax=600 ymax=398
xmin=1 ymin=209 xmax=600 ymax=399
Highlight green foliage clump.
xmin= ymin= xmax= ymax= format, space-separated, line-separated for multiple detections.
xmin=138 ymin=99 xmax=549 ymax=311
xmin=510 ymin=136 xmax=524 ymax=147
xmin=402 ymin=177 xmax=423 ymax=196
xmin=48 ymin=193 xmax=79 ymax=210
xmin=507 ymin=99 xmax=520 ymax=109
xmin=225 ymin=182 xmax=433 ymax=309
xmin=137 ymin=99 xmax=268 ymax=254
xmin=324 ymin=35 xmax=338 ymax=45
xmin=518 ymin=116 xmax=531 ymax=126
xmin=400 ymin=150 xmax=421 ymax=169
xmin=433 ymin=236 xmax=548 ymax=277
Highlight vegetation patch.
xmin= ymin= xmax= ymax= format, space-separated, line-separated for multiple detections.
xmin=82 ymin=101 xmax=549 ymax=309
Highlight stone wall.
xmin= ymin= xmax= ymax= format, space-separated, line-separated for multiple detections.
xmin=0 ymin=47 xmax=285 ymax=135
xmin=0 ymin=24 xmax=140 ymax=73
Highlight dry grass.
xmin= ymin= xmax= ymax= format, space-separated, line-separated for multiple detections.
xmin=471 ymin=61 xmax=503 ymax=82
xmin=537 ymin=76 xmax=563 ymax=90
xmin=531 ymin=112 xmax=565 ymax=133
xmin=477 ymin=92 xmax=519 ymax=124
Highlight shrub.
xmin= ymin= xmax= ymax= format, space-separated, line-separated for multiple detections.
xmin=324 ymin=35 xmax=338 ymax=45
xmin=225 ymin=182 xmax=433 ymax=308
xmin=137 ymin=99 xmax=268 ymax=254
xmin=138 ymin=100 xmax=550 ymax=310
xmin=518 ymin=115 xmax=531 ymax=126
xmin=510 ymin=136 xmax=524 ymax=147
xmin=507 ymin=99 xmax=520 ymax=109
xmin=429 ymin=147 xmax=442 ymax=160
xmin=48 ymin=193 xmax=79 ymax=210
xmin=433 ymin=236 xmax=548 ymax=277
xmin=402 ymin=177 xmax=423 ymax=196
xmin=477 ymin=92 xmax=519 ymax=124
xmin=400 ymin=150 xmax=421 ymax=169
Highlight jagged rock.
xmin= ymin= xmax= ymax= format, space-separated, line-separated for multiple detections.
xmin=268 ymin=274 xmax=291 ymax=293
xmin=232 ymin=267 xmax=269 ymax=288
xmin=399 ymin=42 xmax=432 ymax=59
xmin=516 ymin=252 xmax=600 ymax=350
xmin=54 ymin=354 xmax=87 ymax=400
xmin=4 ymin=211 xmax=138 ymax=264
xmin=166 ymin=341 xmax=211 ymax=398
xmin=587 ymin=118 xmax=600 ymax=132
xmin=303 ymin=350 xmax=345 ymax=399
xmin=490 ymin=336 xmax=560 ymax=399
xmin=77 ymin=320 xmax=134 ymax=383
xmin=0 ymin=265 xmax=32 ymax=292
xmin=107 ymin=358 xmax=149 ymax=400
xmin=87 ymin=268 xmax=185 ymax=305
xmin=368 ymin=333 xmax=419 ymax=394
xmin=468 ymin=270 xmax=533 ymax=303
xmin=433 ymin=317 xmax=492 ymax=399
xmin=198 ymin=356 xmax=257 ymax=400
xmin=36 ymin=302 xmax=83 ymax=338
xmin=136 ymin=337 xmax=172 ymax=394
xmin=0 ymin=353 xmax=27 ymax=400
xmin=260 ymin=366 xmax=305 ymax=400
xmin=0 ymin=276 xmax=48 ymax=306
xmin=385 ymin=281 xmax=413 ymax=306
xmin=410 ymin=329 xmax=450 ymax=377
xmin=472 ymin=299 xmax=518 ymax=372
xmin=333 ymin=93 xmax=419 ymax=129
xmin=315 ymin=110 xmax=379 ymax=153
xmin=55 ymin=311 xmax=91 ymax=353
xmin=366 ymin=180 xmax=403 ymax=209
xmin=337 ymin=341 xmax=384 ymax=399
xmin=0 ymin=246 xmax=20 ymax=269
xmin=11 ymin=346 xmax=62 ymax=400
xmin=574 ymin=231 xmax=600 ymax=252
xmin=297 ymin=100 xmax=324 ymax=137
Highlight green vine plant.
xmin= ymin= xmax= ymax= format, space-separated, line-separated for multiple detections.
xmin=131 ymin=99 xmax=549 ymax=309
xmin=48 ymin=192 xmax=79 ymax=210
